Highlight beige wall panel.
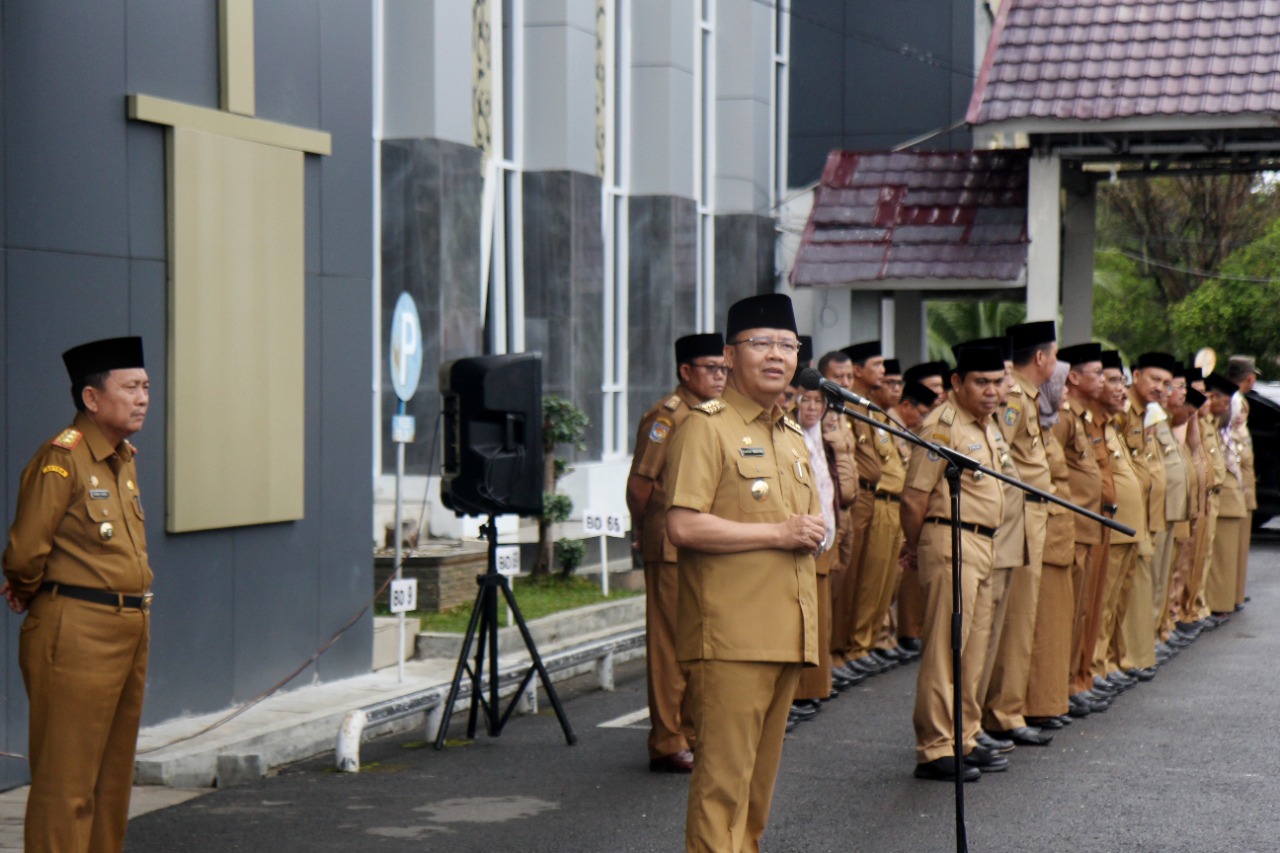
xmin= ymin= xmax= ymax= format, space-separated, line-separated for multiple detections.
xmin=167 ymin=126 xmax=305 ymax=532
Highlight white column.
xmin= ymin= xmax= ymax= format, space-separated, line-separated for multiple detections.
xmin=1060 ymin=180 xmax=1098 ymax=344
xmin=1025 ymin=152 xmax=1062 ymax=322
xmin=892 ymin=291 xmax=927 ymax=363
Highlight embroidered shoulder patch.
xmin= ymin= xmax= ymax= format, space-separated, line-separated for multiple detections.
xmin=694 ymin=399 xmax=725 ymax=415
xmin=40 ymin=465 xmax=69 ymax=478
xmin=51 ymin=428 xmax=81 ymax=450
xmin=782 ymin=416 xmax=804 ymax=436
xmin=648 ymin=417 xmax=673 ymax=443
xmin=939 ymin=406 xmax=955 ymax=426
xmin=1004 ymin=406 xmax=1020 ymax=426
xmin=663 ymin=395 xmax=682 ymax=411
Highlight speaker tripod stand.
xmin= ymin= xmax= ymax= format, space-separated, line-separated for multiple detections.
xmin=433 ymin=515 xmax=577 ymax=749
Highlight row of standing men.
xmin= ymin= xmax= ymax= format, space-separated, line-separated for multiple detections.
xmin=626 ymin=294 xmax=1259 ymax=851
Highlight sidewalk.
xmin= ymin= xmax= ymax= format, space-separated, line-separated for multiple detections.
xmin=0 ymin=595 xmax=645 ymax=851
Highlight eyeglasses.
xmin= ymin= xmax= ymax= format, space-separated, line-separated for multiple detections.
xmin=883 ymin=378 xmax=904 ymax=388
xmin=731 ymin=336 xmax=800 ymax=355
xmin=690 ymin=363 xmax=729 ymax=376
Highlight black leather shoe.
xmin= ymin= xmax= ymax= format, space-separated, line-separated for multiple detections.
xmin=1167 ymin=632 xmax=1193 ymax=648
xmin=1126 ymin=666 xmax=1157 ymax=682
xmin=1057 ymin=714 xmax=1073 ymax=726
xmin=1234 ymin=603 xmax=1244 ymax=612
xmin=988 ymin=726 xmax=1052 ymax=746
xmin=832 ymin=668 xmax=861 ymax=688
xmin=1174 ymin=620 xmax=1202 ymax=638
xmin=976 ymin=731 xmax=1014 ymax=753
xmin=843 ymin=658 xmax=877 ymax=676
xmin=872 ymin=648 xmax=903 ymax=668
xmin=1092 ymin=676 xmax=1120 ymax=695
xmin=788 ymin=701 xmax=819 ymax=722
xmin=964 ymin=745 xmax=1010 ymax=772
xmin=785 ymin=716 xmax=797 ymax=733
xmin=1067 ymin=695 xmax=1092 ymax=718
xmin=649 ymin=750 xmax=694 ymax=773
xmin=852 ymin=654 xmax=889 ymax=675
xmin=915 ymin=757 xmax=980 ymax=782
xmin=1025 ymin=716 xmax=1064 ymax=730
xmin=839 ymin=662 xmax=870 ymax=683
xmin=898 ymin=637 xmax=922 ymax=654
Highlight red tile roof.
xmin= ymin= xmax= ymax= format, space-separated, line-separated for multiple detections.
xmin=790 ymin=150 xmax=1029 ymax=287
xmin=969 ymin=0 xmax=1280 ymax=127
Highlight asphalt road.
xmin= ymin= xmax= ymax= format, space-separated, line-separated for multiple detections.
xmin=127 ymin=536 xmax=1280 ymax=852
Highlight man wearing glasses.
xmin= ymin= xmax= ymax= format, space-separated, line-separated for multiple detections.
xmin=627 ymin=333 xmax=726 ymax=774
xmin=665 ymin=294 xmax=823 ymax=851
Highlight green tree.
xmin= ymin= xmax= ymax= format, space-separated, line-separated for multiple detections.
xmin=1091 ymin=248 xmax=1173 ymax=362
xmin=925 ymin=299 xmax=1026 ymax=361
xmin=534 ymin=396 xmax=590 ymax=577
xmin=1169 ymin=218 xmax=1280 ymax=365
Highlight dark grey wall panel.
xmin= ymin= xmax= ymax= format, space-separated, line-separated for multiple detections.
xmin=788 ymin=0 xmax=975 ymax=187
xmin=714 ymin=213 xmax=775 ymax=331
xmin=317 ymin=275 xmax=375 ymax=677
xmin=3 ymin=4 xmax=129 ymax=256
xmin=125 ymin=122 xmax=167 ymax=262
xmin=0 ymin=251 xmax=19 ymax=792
xmin=319 ymin=0 xmax=374 ymax=279
xmin=254 ymin=0 xmax=321 ymax=130
xmin=124 ymin=0 xmax=218 ymax=107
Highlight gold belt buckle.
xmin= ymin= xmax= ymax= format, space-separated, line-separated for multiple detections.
xmin=142 ymin=592 xmax=154 ymax=612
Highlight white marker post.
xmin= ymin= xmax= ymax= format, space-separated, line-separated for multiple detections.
xmin=583 ymin=509 xmax=628 ymax=596
xmin=496 ymin=545 xmax=521 ymax=626
xmin=389 ymin=293 xmax=423 ymax=683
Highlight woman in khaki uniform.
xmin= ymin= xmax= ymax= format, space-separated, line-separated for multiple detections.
xmin=2 ymin=337 xmax=152 ymax=853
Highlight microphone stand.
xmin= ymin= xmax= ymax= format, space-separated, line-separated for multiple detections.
xmin=826 ymin=396 xmax=1132 ymax=853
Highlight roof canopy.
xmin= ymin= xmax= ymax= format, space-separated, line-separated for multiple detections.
xmin=790 ymin=150 xmax=1030 ymax=290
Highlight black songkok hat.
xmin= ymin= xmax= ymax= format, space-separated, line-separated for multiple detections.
xmin=1183 ymin=363 xmax=1203 ymax=383
xmin=903 ymin=381 xmax=938 ymax=407
xmin=726 ymin=294 xmax=797 ymax=339
xmin=904 ymin=361 xmax=948 ymax=384
xmin=1007 ymin=320 xmax=1057 ymax=350
xmin=883 ymin=358 xmax=902 ymax=376
xmin=1133 ymin=351 xmax=1178 ymax=374
xmin=1185 ymin=387 xmax=1207 ymax=409
xmin=1100 ymin=350 xmax=1124 ymax=371
xmin=62 ymin=337 xmax=145 ymax=382
xmin=798 ymin=335 xmax=814 ymax=365
xmin=841 ymin=340 xmax=881 ymax=364
xmin=675 ymin=333 xmax=725 ymax=364
xmin=1058 ymin=342 xmax=1103 ymax=367
xmin=953 ymin=337 xmax=1012 ymax=363
xmin=1205 ymin=372 xmax=1238 ymax=395
xmin=954 ymin=345 xmax=1006 ymax=374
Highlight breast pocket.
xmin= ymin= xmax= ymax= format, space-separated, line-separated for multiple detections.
xmin=83 ymin=498 xmax=122 ymax=547
xmin=736 ymin=458 xmax=780 ymax=515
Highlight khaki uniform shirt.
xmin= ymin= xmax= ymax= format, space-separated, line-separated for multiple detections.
xmin=991 ymin=422 xmax=1027 ymax=569
xmin=1159 ymin=418 xmax=1191 ymax=525
xmin=906 ymin=402 xmax=1005 ymax=552
xmin=629 ymin=385 xmax=703 ymax=564
xmin=1106 ymin=422 xmax=1146 ymax=545
xmin=850 ymin=404 xmax=884 ymax=489
xmin=823 ymin=419 xmax=859 ymax=509
xmin=4 ymin=412 xmax=152 ymax=600
xmin=874 ymin=412 xmax=906 ymax=496
xmin=665 ymin=385 xmax=820 ymax=665
xmin=1233 ymin=395 xmax=1257 ymax=510
xmin=1054 ymin=398 xmax=1107 ymax=544
xmin=1000 ymin=373 xmax=1053 ymax=491
xmin=1119 ymin=391 xmax=1167 ymax=533
xmin=1042 ymin=427 xmax=1076 ymax=567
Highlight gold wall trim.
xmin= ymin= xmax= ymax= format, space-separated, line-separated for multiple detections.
xmin=219 ymin=0 xmax=257 ymax=116
xmin=129 ymin=93 xmax=331 ymax=155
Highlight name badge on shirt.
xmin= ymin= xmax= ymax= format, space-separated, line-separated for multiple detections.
xmin=740 ymin=447 xmax=765 ymax=457
xmin=89 ymin=489 xmax=110 ymax=500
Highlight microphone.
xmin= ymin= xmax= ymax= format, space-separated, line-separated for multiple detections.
xmin=797 ymin=367 xmax=880 ymax=411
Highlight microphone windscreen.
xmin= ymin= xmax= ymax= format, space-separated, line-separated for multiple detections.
xmin=798 ymin=367 xmax=825 ymax=391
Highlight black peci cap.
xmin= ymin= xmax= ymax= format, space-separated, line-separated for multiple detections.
xmin=1133 ymin=352 xmax=1178 ymax=374
xmin=954 ymin=345 xmax=1006 ymax=374
xmin=675 ymin=333 xmax=725 ymax=363
xmin=1205 ymin=372 xmax=1238 ymax=395
xmin=726 ymin=294 xmax=797 ymax=339
xmin=1007 ymin=320 xmax=1057 ymax=350
xmin=903 ymin=381 xmax=938 ymax=407
xmin=953 ymin=336 xmax=1012 ymax=364
xmin=883 ymin=358 xmax=902 ymax=375
xmin=62 ymin=337 xmax=145 ymax=383
xmin=841 ymin=340 xmax=882 ymax=364
xmin=1100 ymin=350 xmax=1124 ymax=371
xmin=1185 ymin=387 xmax=1207 ymax=408
xmin=904 ymin=361 xmax=948 ymax=384
xmin=798 ymin=335 xmax=813 ymax=365
xmin=1058 ymin=342 xmax=1103 ymax=367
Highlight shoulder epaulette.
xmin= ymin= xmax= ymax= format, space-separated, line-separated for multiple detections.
xmin=1008 ymin=384 xmax=1024 ymax=396
xmin=694 ymin=399 xmax=725 ymax=415
xmin=939 ymin=406 xmax=955 ymax=426
xmin=663 ymin=395 xmax=682 ymax=411
xmin=51 ymin=428 xmax=82 ymax=451
xmin=782 ymin=416 xmax=803 ymax=435
xmin=124 ymin=439 xmax=138 ymax=456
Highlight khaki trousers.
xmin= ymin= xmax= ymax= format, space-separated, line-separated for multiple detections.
xmin=1149 ymin=528 xmax=1177 ymax=635
xmin=847 ymin=496 xmax=902 ymax=659
xmin=832 ymin=492 xmax=874 ymax=663
xmin=1207 ymin=516 xmax=1242 ymax=613
xmin=983 ymin=502 xmax=1047 ymax=731
xmin=913 ymin=527 xmax=994 ymax=763
xmin=1119 ymin=551 xmax=1156 ymax=670
xmin=1182 ymin=497 xmax=1218 ymax=623
xmin=896 ymin=554 xmax=926 ymax=640
xmin=685 ymin=660 xmax=800 ymax=853
xmin=795 ymin=562 xmax=833 ymax=700
xmin=1162 ymin=532 xmax=1196 ymax=638
xmin=1094 ymin=543 xmax=1137 ymax=676
xmin=1024 ymin=561 xmax=1073 ymax=718
xmin=21 ymin=593 xmax=149 ymax=853
xmin=645 ymin=561 xmax=694 ymax=758
xmin=1070 ymin=536 xmax=1109 ymax=694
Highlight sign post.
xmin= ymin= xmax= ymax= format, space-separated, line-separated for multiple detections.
xmin=390 ymin=293 xmax=423 ymax=682
xmin=582 ymin=509 xmax=627 ymax=596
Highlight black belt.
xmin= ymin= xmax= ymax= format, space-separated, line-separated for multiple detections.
xmin=1103 ymin=502 xmax=1119 ymax=514
xmin=41 ymin=582 xmax=152 ymax=611
xmin=925 ymin=517 xmax=999 ymax=539
xmin=1024 ymin=493 xmax=1049 ymax=504
xmin=859 ymin=478 xmax=878 ymax=491
xmin=875 ymin=492 xmax=901 ymax=503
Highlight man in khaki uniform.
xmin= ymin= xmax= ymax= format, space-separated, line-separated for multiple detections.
xmin=831 ymin=340 xmax=887 ymax=676
xmin=3 ymin=337 xmax=153 ymax=853
xmin=627 ymin=333 xmax=726 ymax=772
xmin=979 ymin=321 xmax=1059 ymax=744
xmin=1054 ymin=344 xmax=1113 ymax=715
xmin=1160 ymin=376 xmax=1203 ymax=655
xmin=665 ymin=294 xmax=823 ymax=853
xmin=1150 ymin=366 xmax=1193 ymax=657
xmin=895 ymin=370 xmax=945 ymax=655
xmin=901 ymin=345 xmax=1008 ymax=782
xmin=1178 ymin=374 xmax=1224 ymax=630
xmin=1204 ymin=372 xmax=1247 ymax=616
xmin=1227 ymin=355 xmax=1260 ymax=609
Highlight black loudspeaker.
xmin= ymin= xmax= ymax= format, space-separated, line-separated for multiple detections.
xmin=439 ymin=353 xmax=544 ymax=517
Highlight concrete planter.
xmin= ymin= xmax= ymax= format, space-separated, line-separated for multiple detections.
xmin=373 ymin=541 xmax=488 ymax=612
